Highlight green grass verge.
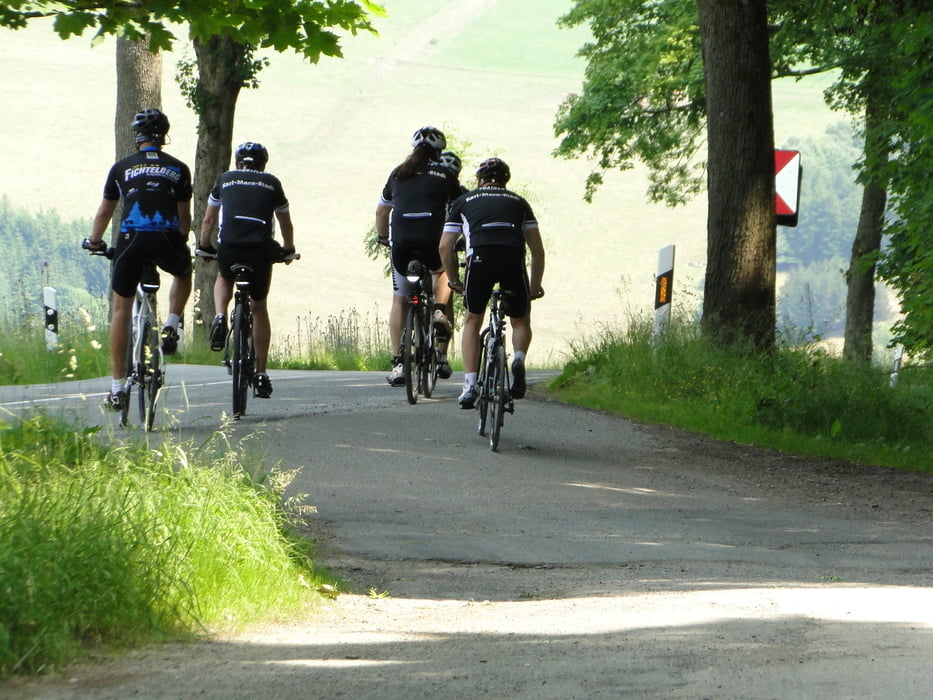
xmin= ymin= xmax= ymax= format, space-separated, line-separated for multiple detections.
xmin=0 ymin=413 xmax=336 ymax=678
xmin=552 ymin=315 xmax=933 ymax=472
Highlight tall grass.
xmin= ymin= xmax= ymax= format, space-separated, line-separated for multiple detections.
xmin=0 ymin=301 xmax=111 ymax=385
xmin=553 ymin=314 xmax=933 ymax=471
xmin=0 ymin=413 xmax=332 ymax=677
xmin=0 ymin=305 xmax=396 ymax=385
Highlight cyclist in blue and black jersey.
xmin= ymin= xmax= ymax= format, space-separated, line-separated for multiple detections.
xmin=376 ymin=127 xmax=463 ymax=386
xmin=439 ymin=157 xmax=545 ymax=409
xmin=84 ymin=108 xmax=193 ymax=411
xmin=198 ymin=141 xmax=296 ymax=400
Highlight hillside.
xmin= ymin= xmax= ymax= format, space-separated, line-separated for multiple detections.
xmin=0 ymin=0 xmax=838 ymax=362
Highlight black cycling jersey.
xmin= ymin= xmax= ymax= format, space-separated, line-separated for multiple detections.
xmin=380 ymin=162 xmax=461 ymax=249
xmin=444 ymin=185 xmax=539 ymax=317
xmin=443 ymin=185 xmax=537 ymax=255
xmin=209 ymin=168 xmax=289 ymax=247
xmin=102 ymin=147 xmax=192 ymax=234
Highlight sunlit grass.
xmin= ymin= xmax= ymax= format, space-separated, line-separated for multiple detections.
xmin=0 ymin=413 xmax=335 ymax=677
xmin=552 ymin=314 xmax=933 ymax=472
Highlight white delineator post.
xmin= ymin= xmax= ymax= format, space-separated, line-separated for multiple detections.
xmin=44 ymin=286 xmax=59 ymax=350
xmin=653 ymin=245 xmax=675 ymax=340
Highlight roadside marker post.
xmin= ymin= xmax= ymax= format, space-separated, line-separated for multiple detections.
xmin=653 ymin=245 xmax=675 ymax=341
xmin=43 ymin=286 xmax=59 ymax=350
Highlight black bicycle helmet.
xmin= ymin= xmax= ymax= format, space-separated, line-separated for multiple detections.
xmin=439 ymin=151 xmax=462 ymax=175
xmin=235 ymin=141 xmax=269 ymax=170
xmin=476 ymin=157 xmax=511 ymax=185
xmin=411 ymin=126 xmax=446 ymax=152
xmin=132 ymin=108 xmax=170 ymax=145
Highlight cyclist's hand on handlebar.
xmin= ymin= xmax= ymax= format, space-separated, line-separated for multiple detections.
xmin=82 ymin=237 xmax=107 ymax=253
xmin=195 ymin=244 xmax=217 ymax=262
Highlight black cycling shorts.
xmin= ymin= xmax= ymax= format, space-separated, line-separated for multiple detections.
xmin=391 ymin=244 xmax=443 ymax=296
xmin=463 ymin=246 xmax=530 ymax=317
xmin=217 ymin=241 xmax=277 ymax=301
xmin=111 ymin=229 xmax=191 ymax=298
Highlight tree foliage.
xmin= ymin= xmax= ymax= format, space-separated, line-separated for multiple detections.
xmin=1 ymin=0 xmax=385 ymax=62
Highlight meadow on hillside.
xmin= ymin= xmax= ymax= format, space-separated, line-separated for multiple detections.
xmin=1 ymin=0 xmax=840 ymax=363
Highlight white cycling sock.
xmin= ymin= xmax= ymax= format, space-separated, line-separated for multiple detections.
xmin=165 ymin=313 xmax=181 ymax=329
xmin=464 ymin=372 xmax=477 ymax=387
xmin=111 ymin=379 xmax=123 ymax=394
xmin=513 ymin=351 xmax=526 ymax=363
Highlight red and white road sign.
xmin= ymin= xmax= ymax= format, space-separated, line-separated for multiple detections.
xmin=775 ymin=149 xmax=801 ymax=226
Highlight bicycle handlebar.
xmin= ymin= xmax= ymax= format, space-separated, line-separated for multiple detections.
xmin=82 ymin=238 xmax=114 ymax=259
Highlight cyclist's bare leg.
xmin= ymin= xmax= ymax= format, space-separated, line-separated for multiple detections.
xmin=251 ymin=299 xmax=271 ymax=374
xmin=110 ymin=292 xmax=133 ymax=383
xmin=168 ymin=268 xmax=192 ymax=321
xmin=460 ymin=311 xmax=484 ymax=375
xmin=213 ymin=275 xmax=233 ymax=318
xmin=510 ymin=314 xmax=532 ymax=356
xmin=389 ymin=293 xmax=407 ymax=358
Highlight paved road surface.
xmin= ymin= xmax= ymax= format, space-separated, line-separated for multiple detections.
xmin=2 ymin=365 xmax=932 ymax=699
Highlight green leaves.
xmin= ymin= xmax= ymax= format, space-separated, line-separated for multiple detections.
xmin=1 ymin=0 xmax=383 ymax=58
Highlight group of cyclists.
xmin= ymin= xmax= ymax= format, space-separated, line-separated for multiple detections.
xmin=86 ymin=111 xmax=544 ymax=414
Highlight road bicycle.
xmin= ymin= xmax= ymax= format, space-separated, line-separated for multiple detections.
xmin=475 ymin=287 xmax=513 ymax=451
xmin=399 ymin=258 xmax=440 ymax=405
xmin=217 ymin=248 xmax=299 ymax=420
xmin=84 ymin=241 xmax=164 ymax=431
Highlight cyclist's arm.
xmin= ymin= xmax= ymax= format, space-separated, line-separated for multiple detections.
xmin=200 ymin=203 xmax=219 ymax=249
xmin=524 ymin=225 xmax=545 ymax=298
xmin=89 ymin=198 xmax=117 ymax=246
xmin=177 ymin=200 xmax=192 ymax=240
xmin=439 ymin=230 xmax=462 ymax=288
xmin=375 ymin=202 xmax=391 ymax=245
xmin=275 ymin=209 xmax=295 ymax=250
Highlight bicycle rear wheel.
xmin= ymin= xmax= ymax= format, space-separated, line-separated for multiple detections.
xmin=488 ymin=344 xmax=508 ymax=451
xmin=403 ymin=305 xmax=418 ymax=405
xmin=420 ymin=307 xmax=438 ymax=399
xmin=144 ymin=322 xmax=164 ymax=431
xmin=232 ymin=303 xmax=252 ymax=419
xmin=476 ymin=330 xmax=490 ymax=436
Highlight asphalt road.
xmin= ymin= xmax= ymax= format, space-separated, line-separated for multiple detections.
xmin=3 ymin=365 xmax=932 ymax=699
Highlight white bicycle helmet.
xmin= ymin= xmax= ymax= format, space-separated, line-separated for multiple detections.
xmin=439 ymin=151 xmax=462 ymax=175
xmin=411 ymin=126 xmax=446 ymax=151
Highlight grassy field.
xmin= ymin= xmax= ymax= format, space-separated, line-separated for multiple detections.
xmin=1 ymin=0 xmax=842 ymax=363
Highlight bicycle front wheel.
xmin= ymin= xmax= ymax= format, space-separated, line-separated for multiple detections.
xmin=476 ymin=330 xmax=490 ymax=436
xmin=231 ymin=304 xmax=252 ymax=419
xmin=403 ymin=305 xmax=418 ymax=405
xmin=488 ymin=344 xmax=508 ymax=451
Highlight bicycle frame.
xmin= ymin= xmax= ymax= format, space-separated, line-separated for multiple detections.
xmin=122 ymin=266 xmax=164 ymax=431
xmin=225 ymin=264 xmax=256 ymax=420
xmin=476 ymin=288 xmax=514 ymax=451
xmin=401 ymin=259 xmax=438 ymax=405
xmin=87 ymin=243 xmax=164 ymax=431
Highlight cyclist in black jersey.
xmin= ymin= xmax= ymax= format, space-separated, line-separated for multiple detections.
xmin=198 ymin=141 xmax=296 ymax=399
xmin=439 ymin=157 xmax=545 ymax=408
xmin=376 ymin=126 xmax=463 ymax=386
xmin=84 ymin=108 xmax=193 ymax=412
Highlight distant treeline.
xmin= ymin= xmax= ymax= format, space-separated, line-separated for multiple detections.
xmin=0 ymin=197 xmax=109 ymax=326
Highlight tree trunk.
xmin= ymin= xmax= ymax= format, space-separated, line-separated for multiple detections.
xmin=843 ymin=95 xmax=888 ymax=364
xmin=697 ymin=0 xmax=777 ymax=351
xmin=114 ymin=36 xmax=162 ymax=235
xmin=190 ymin=35 xmax=244 ymax=334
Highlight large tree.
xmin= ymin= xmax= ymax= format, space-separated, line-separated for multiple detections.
xmin=3 ymin=0 xmax=384 ymax=333
xmin=696 ymin=0 xmax=776 ymax=349
xmin=556 ymin=0 xmax=933 ymax=358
